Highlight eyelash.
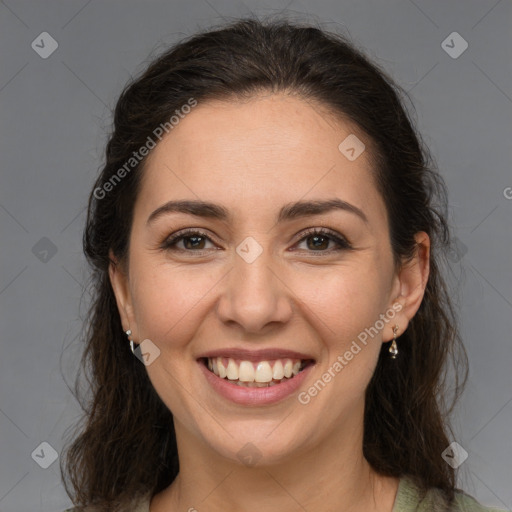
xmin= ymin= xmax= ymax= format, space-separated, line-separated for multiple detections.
xmin=160 ymin=227 xmax=353 ymax=255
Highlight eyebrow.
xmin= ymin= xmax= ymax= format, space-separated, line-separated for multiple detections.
xmin=146 ymin=198 xmax=369 ymax=226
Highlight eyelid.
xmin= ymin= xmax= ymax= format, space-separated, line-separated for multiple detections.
xmin=160 ymin=228 xmax=218 ymax=250
xmin=160 ymin=226 xmax=353 ymax=253
xmin=292 ymin=227 xmax=353 ymax=251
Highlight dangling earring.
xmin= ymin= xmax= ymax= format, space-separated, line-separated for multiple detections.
xmin=389 ymin=325 xmax=399 ymax=359
xmin=125 ymin=329 xmax=136 ymax=354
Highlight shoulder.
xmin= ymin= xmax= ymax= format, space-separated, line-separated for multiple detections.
xmin=450 ymin=490 xmax=508 ymax=512
xmin=394 ymin=475 xmax=508 ymax=512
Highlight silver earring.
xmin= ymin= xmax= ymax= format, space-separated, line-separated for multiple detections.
xmin=389 ymin=325 xmax=399 ymax=359
xmin=125 ymin=329 xmax=136 ymax=354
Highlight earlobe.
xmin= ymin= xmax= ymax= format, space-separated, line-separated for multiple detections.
xmin=386 ymin=232 xmax=430 ymax=340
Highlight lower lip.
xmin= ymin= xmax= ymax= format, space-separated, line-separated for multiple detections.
xmin=198 ymin=360 xmax=313 ymax=406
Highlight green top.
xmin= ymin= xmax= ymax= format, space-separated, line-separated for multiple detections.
xmin=392 ymin=476 xmax=507 ymax=511
xmin=63 ymin=475 xmax=509 ymax=511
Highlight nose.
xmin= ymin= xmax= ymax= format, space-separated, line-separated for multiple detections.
xmin=216 ymin=248 xmax=294 ymax=334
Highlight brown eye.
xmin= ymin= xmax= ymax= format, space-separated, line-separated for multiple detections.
xmin=181 ymin=234 xmax=207 ymax=250
xmin=161 ymin=230 xmax=216 ymax=252
xmin=295 ymin=228 xmax=352 ymax=252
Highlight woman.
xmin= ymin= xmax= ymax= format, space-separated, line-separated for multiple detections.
xmin=61 ymin=17 xmax=505 ymax=512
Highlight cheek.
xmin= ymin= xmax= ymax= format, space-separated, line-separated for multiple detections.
xmin=290 ymin=264 xmax=389 ymax=346
xmin=130 ymin=259 xmax=221 ymax=345
xmin=129 ymin=238 xmax=393 ymax=347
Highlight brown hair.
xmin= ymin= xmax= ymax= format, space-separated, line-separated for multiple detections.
xmin=61 ymin=16 xmax=468 ymax=509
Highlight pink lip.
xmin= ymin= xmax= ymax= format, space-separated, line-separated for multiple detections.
xmin=198 ymin=359 xmax=314 ymax=406
xmin=197 ymin=348 xmax=315 ymax=362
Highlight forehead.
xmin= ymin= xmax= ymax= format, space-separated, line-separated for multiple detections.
xmin=137 ymin=93 xmax=386 ymax=226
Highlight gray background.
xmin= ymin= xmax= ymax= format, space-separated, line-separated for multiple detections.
xmin=0 ymin=1 xmax=511 ymax=511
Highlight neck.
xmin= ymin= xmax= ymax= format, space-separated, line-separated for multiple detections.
xmin=151 ymin=416 xmax=399 ymax=512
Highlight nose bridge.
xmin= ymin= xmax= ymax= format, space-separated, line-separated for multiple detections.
xmin=216 ymin=238 xmax=292 ymax=332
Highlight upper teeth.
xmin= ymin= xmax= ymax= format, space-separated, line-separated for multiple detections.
xmin=207 ymin=357 xmax=302 ymax=383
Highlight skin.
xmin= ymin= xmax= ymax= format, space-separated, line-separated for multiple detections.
xmin=109 ymin=92 xmax=430 ymax=512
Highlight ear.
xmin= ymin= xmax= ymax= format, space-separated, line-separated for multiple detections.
xmin=384 ymin=231 xmax=430 ymax=341
xmin=108 ymin=250 xmax=137 ymax=336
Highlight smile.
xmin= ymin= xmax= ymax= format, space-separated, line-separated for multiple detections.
xmin=202 ymin=357 xmax=314 ymax=387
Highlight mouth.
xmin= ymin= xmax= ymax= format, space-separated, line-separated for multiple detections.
xmin=198 ymin=356 xmax=316 ymax=388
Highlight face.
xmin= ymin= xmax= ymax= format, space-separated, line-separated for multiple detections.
xmin=110 ymin=93 xmax=428 ymax=466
